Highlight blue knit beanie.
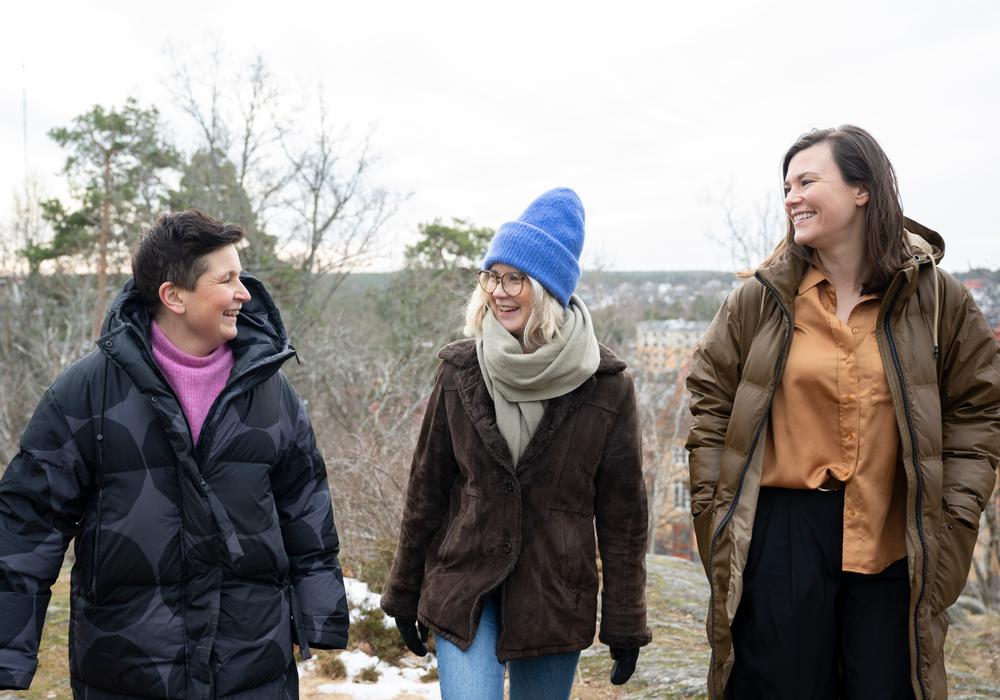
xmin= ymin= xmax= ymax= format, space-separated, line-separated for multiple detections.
xmin=481 ymin=187 xmax=584 ymax=307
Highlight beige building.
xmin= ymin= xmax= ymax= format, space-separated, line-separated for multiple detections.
xmin=636 ymin=319 xmax=709 ymax=375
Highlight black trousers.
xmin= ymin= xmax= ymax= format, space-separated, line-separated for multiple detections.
xmin=728 ymin=487 xmax=915 ymax=700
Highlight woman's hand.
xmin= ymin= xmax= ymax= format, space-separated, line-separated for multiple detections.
xmin=394 ymin=617 xmax=429 ymax=656
xmin=609 ymin=646 xmax=639 ymax=684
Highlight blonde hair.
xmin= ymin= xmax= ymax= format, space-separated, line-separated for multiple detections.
xmin=463 ymin=273 xmax=566 ymax=352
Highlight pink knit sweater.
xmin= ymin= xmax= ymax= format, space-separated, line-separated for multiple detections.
xmin=151 ymin=321 xmax=235 ymax=445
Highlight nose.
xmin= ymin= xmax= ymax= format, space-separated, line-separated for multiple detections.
xmin=784 ymin=188 xmax=802 ymax=208
xmin=236 ymin=279 xmax=251 ymax=302
xmin=491 ymin=283 xmax=509 ymax=300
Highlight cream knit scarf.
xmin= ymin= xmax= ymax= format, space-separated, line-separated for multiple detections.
xmin=476 ymin=295 xmax=601 ymax=464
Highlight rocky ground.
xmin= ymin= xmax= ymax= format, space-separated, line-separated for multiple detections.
xmin=7 ymin=555 xmax=999 ymax=699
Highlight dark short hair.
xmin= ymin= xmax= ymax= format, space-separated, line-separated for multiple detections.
xmin=779 ymin=125 xmax=908 ymax=293
xmin=132 ymin=209 xmax=245 ymax=313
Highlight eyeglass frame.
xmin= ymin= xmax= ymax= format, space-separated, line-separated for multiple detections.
xmin=477 ymin=269 xmax=526 ymax=296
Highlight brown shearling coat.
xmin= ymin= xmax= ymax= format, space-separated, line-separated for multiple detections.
xmin=381 ymin=339 xmax=652 ymax=660
xmin=686 ymin=221 xmax=1000 ymax=699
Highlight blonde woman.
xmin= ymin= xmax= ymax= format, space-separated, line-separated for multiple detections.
xmin=381 ymin=188 xmax=651 ymax=700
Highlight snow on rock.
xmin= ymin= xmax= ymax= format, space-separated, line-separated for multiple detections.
xmin=344 ymin=577 xmax=394 ymax=628
xmin=298 ymin=582 xmax=440 ymax=697
xmin=309 ymin=650 xmax=439 ymax=698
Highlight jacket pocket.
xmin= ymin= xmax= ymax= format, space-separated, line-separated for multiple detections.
xmin=550 ymin=509 xmax=589 ymax=593
xmin=436 ymin=492 xmax=478 ymax=568
xmin=692 ymin=505 xmax=714 ymax=575
xmin=89 ymin=488 xmax=104 ymax=600
xmin=930 ymin=510 xmax=979 ymax=613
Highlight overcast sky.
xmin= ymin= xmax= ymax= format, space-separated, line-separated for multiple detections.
xmin=2 ymin=0 xmax=998 ymax=271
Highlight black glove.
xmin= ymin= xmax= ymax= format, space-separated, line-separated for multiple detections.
xmin=609 ymin=646 xmax=639 ymax=685
xmin=395 ymin=617 xmax=429 ymax=656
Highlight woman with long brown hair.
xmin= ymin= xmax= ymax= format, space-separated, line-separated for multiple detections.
xmin=686 ymin=125 xmax=1000 ymax=699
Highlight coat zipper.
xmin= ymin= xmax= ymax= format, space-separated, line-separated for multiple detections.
xmin=705 ymin=275 xmax=793 ymax=700
xmin=882 ymin=285 xmax=930 ymax=700
xmin=91 ymin=355 xmax=110 ymax=599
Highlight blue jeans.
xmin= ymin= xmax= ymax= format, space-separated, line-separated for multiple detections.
xmin=436 ymin=595 xmax=580 ymax=700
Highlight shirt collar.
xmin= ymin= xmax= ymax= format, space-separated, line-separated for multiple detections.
xmin=797 ymin=265 xmax=827 ymax=296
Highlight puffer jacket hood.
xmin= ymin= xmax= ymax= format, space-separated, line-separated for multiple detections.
xmin=102 ymin=272 xmax=292 ymax=362
xmin=0 ymin=273 xmax=348 ymax=698
xmin=686 ymin=222 xmax=1000 ymax=699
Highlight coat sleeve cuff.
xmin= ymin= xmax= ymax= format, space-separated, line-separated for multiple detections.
xmin=598 ymin=628 xmax=653 ymax=649
xmin=301 ymin=621 xmax=349 ymax=651
xmin=289 ymin=573 xmax=349 ymax=653
xmin=379 ymin=590 xmax=419 ymax=620
xmin=0 ymin=664 xmax=36 ymax=691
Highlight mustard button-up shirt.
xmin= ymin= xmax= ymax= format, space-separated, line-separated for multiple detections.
xmin=762 ymin=265 xmax=907 ymax=574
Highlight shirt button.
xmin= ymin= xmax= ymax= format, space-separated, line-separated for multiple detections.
xmin=846 ymin=433 xmax=854 ymax=440
xmin=846 ymin=394 xmax=855 ymax=402
xmin=851 ymin=328 xmax=859 ymax=334
xmin=848 ymin=509 xmax=856 ymax=517
xmin=846 ymin=354 xmax=854 ymax=363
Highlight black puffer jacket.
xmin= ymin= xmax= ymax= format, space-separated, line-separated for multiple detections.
xmin=0 ymin=275 xmax=348 ymax=699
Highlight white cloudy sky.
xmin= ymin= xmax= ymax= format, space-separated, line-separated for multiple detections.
xmin=2 ymin=0 xmax=998 ymax=271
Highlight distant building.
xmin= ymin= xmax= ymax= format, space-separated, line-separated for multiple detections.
xmin=636 ymin=319 xmax=709 ymax=375
xmin=650 ymin=438 xmax=695 ymax=560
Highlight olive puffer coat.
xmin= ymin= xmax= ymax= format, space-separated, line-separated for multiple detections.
xmin=0 ymin=276 xmax=348 ymax=699
xmin=686 ymin=222 xmax=1000 ymax=699
xmin=380 ymin=339 xmax=652 ymax=660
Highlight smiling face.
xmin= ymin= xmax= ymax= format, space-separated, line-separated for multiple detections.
xmin=163 ymin=244 xmax=251 ymax=356
xmin=486 ymin=263 xmax=533 ymax=339
xmin=783 ymin=141 xmax=870 ymax=253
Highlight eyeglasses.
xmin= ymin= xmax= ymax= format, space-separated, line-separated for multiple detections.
xmin=478 ymin=269 xmax=525 ymax=296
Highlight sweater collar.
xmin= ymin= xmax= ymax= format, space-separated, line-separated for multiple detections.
xmin=151 ymin=320 xmax=233 ymax=368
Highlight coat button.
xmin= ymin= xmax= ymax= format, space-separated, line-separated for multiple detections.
xmin=502 ymin=542 xmax=512 ymax=555
xmin=504 ymin=481 xmax=515 ymax=494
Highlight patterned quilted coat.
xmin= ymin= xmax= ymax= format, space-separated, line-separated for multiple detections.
xmin=0 ymin=275 xmax=348 ymax=699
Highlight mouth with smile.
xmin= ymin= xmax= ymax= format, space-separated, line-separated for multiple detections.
xmin=222 ymin=308 xmax=241 ymax=320
xmin=495 ymin=303 xmax=520 ymax=316
xmin=792 ymin=210 xmax=816 ymax=225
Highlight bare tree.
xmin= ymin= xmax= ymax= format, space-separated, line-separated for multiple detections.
xmin=709 ymin=190 xmax=784 ymax=272
xmin=165 ymin=47 xmax=297 ymax=229
xmin=281 ymin=104 xmax=399 ymax=335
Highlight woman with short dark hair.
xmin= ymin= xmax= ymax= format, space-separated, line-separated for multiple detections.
xmin=686 ymin=126 xmax=1000 ymax=699
xmin=0 ymin=209 xmax=348 ymax=697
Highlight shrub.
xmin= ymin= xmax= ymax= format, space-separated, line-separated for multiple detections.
xmin=313 ymin=650 xmax=347 ymax=680
xmin=350 ymin=606 xmax=408 ymax=663
xmin=356 ymin=663 xmax=381 ymax=683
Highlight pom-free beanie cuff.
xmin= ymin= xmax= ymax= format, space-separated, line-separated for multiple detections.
xmin=483 ymin=221 xmax=580 ymax=307
xmin=482 ymin=187 xmax=585 ymax=307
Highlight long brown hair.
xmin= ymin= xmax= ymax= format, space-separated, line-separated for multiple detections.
xmin=758 ymin=125 xmax=909 ymax=293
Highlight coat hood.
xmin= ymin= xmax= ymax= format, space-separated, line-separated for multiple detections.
xmin=100 ymin=272 xmax=292 ymax=368
xmin=903 ymin=217 xmax=944 ymax=263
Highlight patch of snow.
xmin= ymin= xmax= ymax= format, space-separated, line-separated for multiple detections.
xmin=343 ymin=577 xmax=394 ymax=628
xmin=309 ymin=650 xmax=439 ymax=698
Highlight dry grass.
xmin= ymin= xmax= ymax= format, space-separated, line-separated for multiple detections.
xmin=12 ymin=561 xmax=1000 ymax=699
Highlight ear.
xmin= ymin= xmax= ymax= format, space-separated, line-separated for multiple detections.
xmin=158 ymin=281 xmax=186 ymax=316
xmin=855 ymin=184 xmax=870 ymax=207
